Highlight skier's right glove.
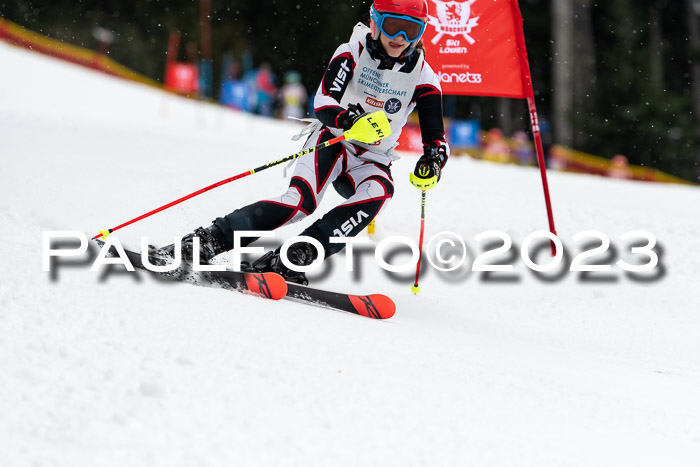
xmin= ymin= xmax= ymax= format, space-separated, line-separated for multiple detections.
xmin=410 ymin=143 xmax=448 ymax=190
xmin=339 ymin=103 xmax=368 ymax=131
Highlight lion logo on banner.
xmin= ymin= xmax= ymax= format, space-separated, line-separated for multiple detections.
xmin=428 ymin=0 xmax=480 ymax=45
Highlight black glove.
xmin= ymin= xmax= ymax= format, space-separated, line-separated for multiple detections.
xmin=339 ymin=103 xmax=368 ymax=130
xmin=410 ymin=143 xmax=448 ymax=190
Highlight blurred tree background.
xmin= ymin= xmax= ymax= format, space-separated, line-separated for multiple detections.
xmin=1 ymin=0 xmax=698 ymax=181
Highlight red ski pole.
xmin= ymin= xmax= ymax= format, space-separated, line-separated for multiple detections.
xmin=92 ymin=111 xmax=394 ymax=240
xmin=92 ymin=135 xmax=344 ymax=240
xmin=411 ymin=190 xmax=427 ymax=294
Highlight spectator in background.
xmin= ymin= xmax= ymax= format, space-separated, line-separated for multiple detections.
xmin=307 ymin=90 xmax=317 ymax=118
xmin=482 ymin=128 xmax=511 ymax=163
xmin=279 ymin=71 xmax=308 ymax=120
xmin=511 ymin=130 xmax=535 ymax=166
xmin=255 ymin=63 xmax=278 ymax=117
xmin=242 ymin=68 xmax=259 ymax=113
xmin=607 ymin=154 xmax=633 ymax=180
xmin=549 ymin=145 xmax=567 ymax=171
xmin=219 ymin=59 xmax=253 ymax=111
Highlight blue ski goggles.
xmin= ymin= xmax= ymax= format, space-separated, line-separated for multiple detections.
xmin=370 ymin=6 xmax=427 ymax=43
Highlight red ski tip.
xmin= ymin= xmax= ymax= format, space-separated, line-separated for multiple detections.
xmin=349 ymin=294 xmax=396 ymax=319
xmin=244 ymin=272 xmax=288 ymax=300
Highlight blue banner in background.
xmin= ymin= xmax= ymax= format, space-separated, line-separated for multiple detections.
xmin=220 ymin=80 xmax=251 ymax=111
xmin=449 ymin=120 xmax=481 ymax=149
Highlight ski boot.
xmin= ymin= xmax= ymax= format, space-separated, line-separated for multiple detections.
xmin=248 ymin=242 xmax=318 ymax=285
xmin=159 ymin=224 xmax=228 ymax=265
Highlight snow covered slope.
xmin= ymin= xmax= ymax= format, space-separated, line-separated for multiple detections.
xmin=1 ymin=40 xmax=700 ymax=467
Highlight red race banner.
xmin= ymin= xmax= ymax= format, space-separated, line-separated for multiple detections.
xmin=422 ymin=0 xmax=558 ymax=249
xmin=423 ymin=0 xmax=528 ymax=98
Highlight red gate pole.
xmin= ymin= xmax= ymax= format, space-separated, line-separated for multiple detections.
xmin=511 ymin=0 xmax=558 ymax=254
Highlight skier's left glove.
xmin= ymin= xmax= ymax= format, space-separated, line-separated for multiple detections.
xmin=410 ymin=143 xmax=448 ymax=190
xmin=339 ymin=103 xmax=368 ymax=131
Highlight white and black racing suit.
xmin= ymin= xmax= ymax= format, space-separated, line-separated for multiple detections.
xmin=214 ymin=25 xmax=449 ymax=258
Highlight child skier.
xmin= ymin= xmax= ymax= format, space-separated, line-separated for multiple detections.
xmin=169 ymin=0 xmax=449 ymax=284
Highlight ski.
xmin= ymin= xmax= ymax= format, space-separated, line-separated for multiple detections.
xmin=284 ymin=282 xmax=396 ymax=319
xmin=93 ymin=240 xmax=394 ymax=317
xmin=93 ymin=240 xmax=287 ymax=300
